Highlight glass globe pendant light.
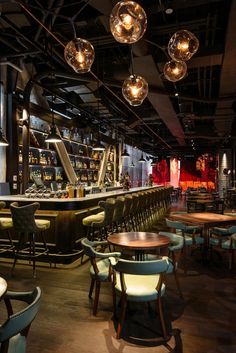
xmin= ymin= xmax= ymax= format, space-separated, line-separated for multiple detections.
xmin=110 ymin=1 xmax=147 ymax=44
xmin=163 ymin=60 xmax=187 ymax=82
xmin=64 ymin=38 xmax=95 ymax=73
xmin=122 ymin=74 xmax=148 ymax=106
xmin=168 ymin=30 xmax=199 ymax=62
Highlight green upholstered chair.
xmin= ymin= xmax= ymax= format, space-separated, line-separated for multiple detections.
xmin=209 ymin=225 xmax=236 ymax=237
xmin=109 ymin=257 xmax=171 ymax=339
xmin=82 ymin=199 xmax=115 ymax=240
xmin=209 ymin=232 xmax=236 ymax=269
xmin=159 ymin=231 xmax=184 ymax=298
xmin=166 ymin=218 xmax=204 ymax=274
xmin=10 ymin=202 xmax=50 ymax=278
xmin=0 ymin=287 xmax=41 ymax=353
xmin=0 ymin=202 xmax=14 ymax=255
xmin=81 ymin=238 xmax=121 ymax=315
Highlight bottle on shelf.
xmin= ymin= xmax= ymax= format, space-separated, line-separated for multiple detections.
xmin=19 ymin=149 xmax=23 ymax=163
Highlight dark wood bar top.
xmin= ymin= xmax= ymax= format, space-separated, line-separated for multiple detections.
xmin=0 ymin=185 xmax=164 ymax=210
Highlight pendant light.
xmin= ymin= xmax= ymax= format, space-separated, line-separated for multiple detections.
xmin=163 ymin=60 xmax=187 ymax=82
xmin=110 ymin=1 xmax=147 ymax=44
xmin=45 ymin=108 xmax=62 ymax=143
xmin=92 ymin=137 xmax=105 ymax=151
xmin=138 ymin=152 xmax=146 ymax=163
xmin=168 ymin=30 xmax=199 ymax=62
xmin=150 ymin=158 xmax=156 ymax=167
xmin=121 ymin=146 xmax=130 ymax=158
xmin=0 ymin=128 xmax=9 ymax=146
xmin=64 ymin=21 xmax=95 ymax=73
xmin=122 ymin=47 xmax=148 ymax=106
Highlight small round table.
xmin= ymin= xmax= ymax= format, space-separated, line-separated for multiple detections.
xmin=108 ymin=232 xmax=170 ymax=260
xmin=0 ymin=277 xmax=7 ymax=299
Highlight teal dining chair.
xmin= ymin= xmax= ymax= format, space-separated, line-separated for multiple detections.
xmin=81 ymin=238 xmax=121 ymax=315
xmin=0 ymin=287 xmax=41 ymax=353
xmin=109 ymin=257 xmax=171 ymax=339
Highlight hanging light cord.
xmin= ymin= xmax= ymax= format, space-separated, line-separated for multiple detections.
xmin=18 ymin=1 xmax=172 ymax=150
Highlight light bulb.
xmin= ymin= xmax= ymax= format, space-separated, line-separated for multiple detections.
xmin=110 ymin=1 xmax=147 ymax=44
xmin=64 ymin=38 xmax=95 ymax=73
xmin=168 ymin=30 xmax=199 ymax=61
xmin=122 ymin=74 xmax=148 ymax=106
xmin=163 ymin=60 xmax=187 ymax=82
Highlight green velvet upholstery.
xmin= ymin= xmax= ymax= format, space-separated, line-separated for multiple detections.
xmin=0 ymin=287 xmax=41 ymax=353
xmin=209 ymin=225 xmax=236 ymax=236
xmin=109 ymin=257 xmax=170 ymax=339
xmin=35 ymin=219 xmax=50 ymax=230
xmin=159 ymin=231 xmax=184 ymax=251
xmin=81 ymin=238 xmax=121 ymax=315
xmin=82 ymin=212 xmax=104 ymax=226
xmin=0 ymin=218 xmax=13 ymax=230
xmin=166 ymin=218 xmax=204 ymax=245
xmin=10 ymin=202 xmax=50 ymax=278
xmin=209 ymin=233 xmax=236 ymax=269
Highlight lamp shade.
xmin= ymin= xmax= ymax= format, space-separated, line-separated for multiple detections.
xmin=168 ymin=30 xmax=199 ymax=62
xmin=0 ymin=129 xmax=9 ymax=146
xmin=64 ymin=38 xmax=95 ymax=73
xmin=163 ymin=60 xmax=187 ymax=82
xmin=138 ymin=153 xmax=146 ymax=163
xmin=92 ymin=140 xmax=105 ymax=151
xmin=122 ymin=74 xmax=148 ymax=106
xmin=110 ymin=1 xmax=147 ymax=44
xmin=151 ymin=159 xmax=156 ymax=166
xmin=121 ymin=148 xmax=130 ymax=157
xmin=45 ymin=125 xmax=62 ymax=143
xmin=130 ymin=160 xmax=135 ymax=167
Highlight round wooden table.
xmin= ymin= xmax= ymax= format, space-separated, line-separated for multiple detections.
xmin=0 ymin=277 xmax=7 ymax=299
xmin=108 ymin=232 xmax=170 ymax=260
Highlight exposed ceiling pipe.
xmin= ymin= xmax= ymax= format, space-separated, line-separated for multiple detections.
xmin=0 ymin=61 xmax=23 ymax=73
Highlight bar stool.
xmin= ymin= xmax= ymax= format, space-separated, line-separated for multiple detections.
xmin=82 ymin=199 xmax=115 ymax=240
xmin=0 ymin=201 xmax=14 ymax=255
xmin=10 ymin=202 xmax=50 ymax=278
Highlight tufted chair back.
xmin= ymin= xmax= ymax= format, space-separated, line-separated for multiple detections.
xmin=10 ymin=202 xmax=40 ymax=233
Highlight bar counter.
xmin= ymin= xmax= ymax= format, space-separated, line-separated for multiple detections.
xmin=0 ymin=186 xmax=162 ymax=211
xmin=0 ymin=185 xmax=169 ymax=259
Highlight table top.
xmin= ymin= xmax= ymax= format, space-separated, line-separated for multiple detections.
xmin=107 ymin=232 xmax=170 ymax=250
xmin=170 ymin=212 xmax=236 ymax=227
xmin=0 ymin=277 xmax=7 ymax=299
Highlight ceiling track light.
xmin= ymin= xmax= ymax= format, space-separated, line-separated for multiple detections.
xmin=110 ymin=1 xmax=147 ymax=44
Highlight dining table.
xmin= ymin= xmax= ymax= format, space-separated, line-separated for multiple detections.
xmin=170 ymin=212 xmax=236 ymax=247
xmin=107 ymin=231 xmax=170 ymax=260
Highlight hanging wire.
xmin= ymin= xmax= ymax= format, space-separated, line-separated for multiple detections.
xmin=130 ymin=45 xmax=134 ymax=76
xmin=69 ymin=18 xmax=77 ymax=38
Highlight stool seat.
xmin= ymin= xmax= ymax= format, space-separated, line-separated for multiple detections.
xmin=82 ymin=212 xmax=104 ymax=226
xmin=35 ymin=219 xmax=51 ymax=230
xmin=0 ymin=217 xmax=13 ymax=229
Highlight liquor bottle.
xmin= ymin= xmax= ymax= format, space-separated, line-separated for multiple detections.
xmin=19 ymin=149 xmax=23 ymax=163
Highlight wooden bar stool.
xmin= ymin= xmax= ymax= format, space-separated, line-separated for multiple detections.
xmin=10 ymin=202 xmax=50 ymax=278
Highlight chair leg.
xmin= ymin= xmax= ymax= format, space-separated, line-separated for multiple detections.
xmin=157 ymin=296 xmax=168 ymax=340
xmin=173 ymin=269 xmax=183 ymax=299
xmin=93 ymin=280 xmax=100 ymax=316
xmin=32 ymin=233 xmax=36 ymax=278
xmin=116 ymin=294 xmax=127 ymax=339
xmin=89 ymin=278 xmax=95 ymax=298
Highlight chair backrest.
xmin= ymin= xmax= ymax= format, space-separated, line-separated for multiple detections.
xmin=228 ymin=226 xmax=236 ymax=234
xmin=0 ymin=287 xmax=41 ymax=352
xmin=81 ymin=237 xmax=98 ymax=258
xmin=10 ymin=202 xmax=40 ymax=233
xmin=0 ymin=201 xmax=6 ymax=210
xmin=166 ymin=218 xmax=186 ymax=231
xmin=98 ymin=199 xmax=115 ymax=226
xmin=110 ymin=257 xmax=170 ymax=275
xmin=0 ymin=183 xmax=10 ymax=196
